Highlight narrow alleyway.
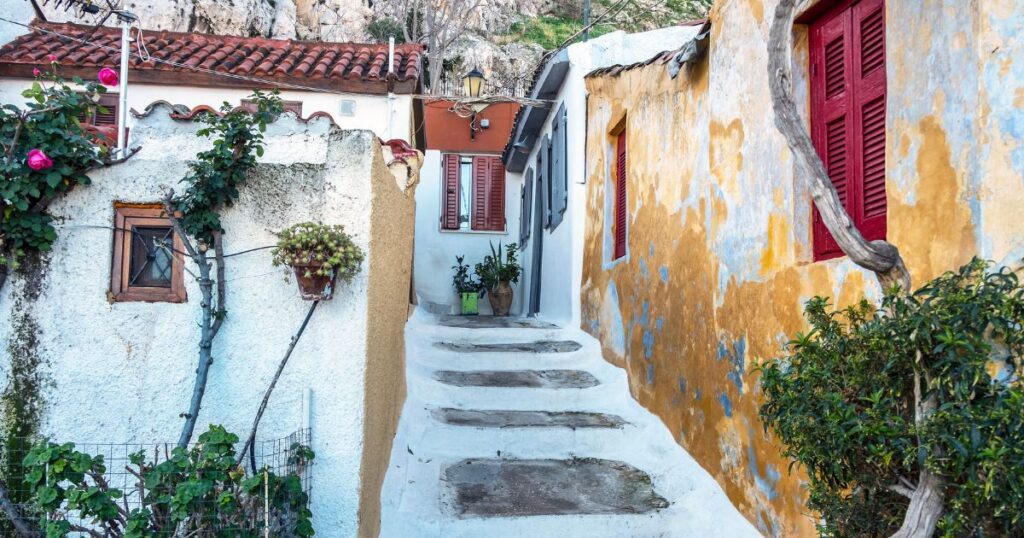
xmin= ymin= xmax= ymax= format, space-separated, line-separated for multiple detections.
xmin=380 ymin=311 xmax=760 ymax=537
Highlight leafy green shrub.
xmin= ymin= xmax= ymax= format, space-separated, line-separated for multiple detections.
xmin=758 ymin=259 xmax=1024 ymax=537
xmin=23 ymin=425 xmax=313 ymax=537
xmin=474 ymin=242 xmax=520 ymax=294
xmin=271 ymin=222 xmax=364 ymax=280
xmin=452 ymin=255 xmax=481 ymax=294
xmin=502 ymin=16 xmax=614 ymax=49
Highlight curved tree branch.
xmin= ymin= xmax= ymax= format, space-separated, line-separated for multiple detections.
xmin=767 ymin=0 xmax=910 ymax=292
xmin=767 ymin=2 xmax=940 ymax=536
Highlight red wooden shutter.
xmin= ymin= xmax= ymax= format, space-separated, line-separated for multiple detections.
xmin=441 ymin=154 xmax=460 ymax=230
xmin=810 ymin=0 xmax=886 ymax=261
xmin=471 ymin=156 xmax=505 ymax=232
xmin=852 ymin=0 xmax=887 ymax=241
xmin=614 ymin=129 xmax=627 ymax=259
xmin=486 ymin=157 xmax=506 ymax=231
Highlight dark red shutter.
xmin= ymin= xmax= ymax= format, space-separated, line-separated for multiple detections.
xmin=614 ymin=129 xmax=627 ymax=259
xmin=852 ymin=0 xmax=886 ymax=240
xmin=441 ymin=154 xmax=460 ymax=230
xmin=471 ymin=156 xmax=505 ymax=232
xmin=810 ymin=0 xmax=885 ymax=261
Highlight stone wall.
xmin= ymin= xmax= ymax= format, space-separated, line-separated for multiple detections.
xmin=580 ymin=0 xmax=1024 ymax=535
xmin=0 ymin=107 xmax=420 ymax=535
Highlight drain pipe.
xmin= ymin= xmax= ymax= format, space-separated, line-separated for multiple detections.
xmin=387 ymin=36 xmax=396 ymax=139
xmin=115 ymin=11 xmax=137 ymax=157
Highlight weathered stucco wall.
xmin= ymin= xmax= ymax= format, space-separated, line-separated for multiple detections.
xmin=0 ymin=108 xmax=418 ymax=535
xmin=358 ymin=143 xmax=420 ymax=537
xmin=580 ymin=0 xmax=1024 ymax=535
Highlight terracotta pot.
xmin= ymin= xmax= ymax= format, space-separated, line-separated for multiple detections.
xmin=291 ymin=263 xmax=337 ymax=301
xmin=488 ymin=281 xmax=513 ymax=316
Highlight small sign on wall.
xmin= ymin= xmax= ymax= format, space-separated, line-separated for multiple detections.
xmin=340 ymin=100 xmax=356 ymax=117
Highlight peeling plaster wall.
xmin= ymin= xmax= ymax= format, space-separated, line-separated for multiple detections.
xmin=0 ymin=110 xmax=417 ymax=535
xmin=580 ymin=0 xmax=1024 ymax=535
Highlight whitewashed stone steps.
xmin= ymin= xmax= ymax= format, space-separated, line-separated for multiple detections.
xmin=379 ymin=310 xmax=761 ymax=538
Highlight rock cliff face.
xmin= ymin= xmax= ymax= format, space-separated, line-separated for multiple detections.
xmin=38 ymin=0 xmax=373 ymax=42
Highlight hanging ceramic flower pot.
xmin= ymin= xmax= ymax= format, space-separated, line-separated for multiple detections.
xmin=290 ymin=262 xmax=338 ymax=301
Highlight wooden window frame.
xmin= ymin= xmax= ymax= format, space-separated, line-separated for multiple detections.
xmin=78 ymin=92 xmax=125 ymax=147
xmin=110 ymin=205 xmax=187 ymax=303
xmin=808 ymin=0 xmax=887 ymax=261
xmin=440 ymin=153 xmax=506 ymax=233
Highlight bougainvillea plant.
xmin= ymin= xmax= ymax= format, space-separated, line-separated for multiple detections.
xmin=758 ymin=259 xmax=1024 ymax=537
xmin=271 ymin=221 xmax=365 ymax=281
xmin=23 ymin=425 xmax=314 ymax=537
xmin=0 ymin=61 xmax=115 ymax=277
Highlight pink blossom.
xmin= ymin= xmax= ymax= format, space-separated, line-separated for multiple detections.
xmin=33 ymin=68 xmax=41 ymax=77
xmin=48 ymin=54 xmax=57 ymax=63
xmin=26 ymin=149 xmax=53 ymax=171
xmin=97 ymin=67 xmax=119 ymax=87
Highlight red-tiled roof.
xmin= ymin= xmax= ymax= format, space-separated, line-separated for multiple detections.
xmin=0 ymin=21 xmax=423 ymax=94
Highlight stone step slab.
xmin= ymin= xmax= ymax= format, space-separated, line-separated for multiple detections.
xmin=433 ymin=369 xmax=600 ymax=389
xmin=434 ymin=340 xmax=582 ymax=353
xmin=433 ymin=408 xmax=627 ymax=429
xmin=444 ymin=458 xmax=670 ymax=518
xmin=438 ymin=315 xmax=560 ymax=329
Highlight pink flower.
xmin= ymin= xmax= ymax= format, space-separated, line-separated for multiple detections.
xmin=97 ymin=67 xmax=119 ymax=87
xmin=33 ymin=68 xmax=41 ymax=77
xmin=26 ymin=149 xmax=53 ymax=171
xmin=48 ymin=54 xmax=57 ymax=63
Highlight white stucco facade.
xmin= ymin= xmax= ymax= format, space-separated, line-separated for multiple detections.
xmin=510 ymin=26 xmax=700 ymax=327
xmin=413 ymin=149 xmax=524 ymax=315
xmin=0 ymin=79 xmax=415 ymax=143
xmin=0 ymin=108 xmax=416 ymax=535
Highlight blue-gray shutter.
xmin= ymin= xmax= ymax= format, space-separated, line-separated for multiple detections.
xmin=520 ymin=168 xmax=534 ymax=245
xmin=549 ymin=104 xmax=568 ymax=230
xmin=540 ymin=134 xmax=551 ymax=228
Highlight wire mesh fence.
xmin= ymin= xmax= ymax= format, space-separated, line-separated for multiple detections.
xmin=0 ymin=428 xmax=312 ymax=537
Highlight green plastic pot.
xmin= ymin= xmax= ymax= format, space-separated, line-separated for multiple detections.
xmin=460 ymin=291 xmax=480 ymax=315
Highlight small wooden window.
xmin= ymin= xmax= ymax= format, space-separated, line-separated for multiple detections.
xmin=809 ymin=0 xmax=887 ymax=261
xmin=440 ymin=154 xmax=506 ymax=232
xmin=78 ymin=92 xmax=124 ymax=146
xmin=110 ymin=206 xmax=186 ymax=303
xmin=241 ymin=99 xmax=303 ymax=116
xmin=613 ymin=127 xmax=628 ymax=260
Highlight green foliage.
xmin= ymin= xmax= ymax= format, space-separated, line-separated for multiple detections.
xmin=501 ymin=16 xmax=614 ymax=50
xmin=365 ymin=17 xmax=406 ymax=43
xmin=23 ymin=425 xmax=314 ymax=537
xmin=474 ymin=241 xmax=520 ymax=293
xmin=0 ymin=65 xmax=107 ymax=267
xmin=451 ymin=255 xmax=481 ymax=294
xmin=758 ymin=259 xmax=1024 ymax=537
xmin=172 ymin=91 xmax=284 ymax=245
xmin=271 ymin=221 xmax=365 ymax=280
xmin=599 ymin=0 xmax=713 ymax=32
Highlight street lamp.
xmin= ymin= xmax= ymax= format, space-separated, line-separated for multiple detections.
xmin=462 ymin=67 xmax=485 ymax=98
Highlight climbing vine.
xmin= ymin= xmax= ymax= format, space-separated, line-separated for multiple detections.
xmin=0 ymin=62 xmax=129 ymax=289
xmin=162 ymin=91 xmax=284 ymax=448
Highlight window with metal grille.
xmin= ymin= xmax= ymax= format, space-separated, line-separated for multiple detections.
xmin=110 ymin=206 xmax=186 ymax=303
xmin=808 ymin=0 xmax=887 ymax=261
xmin=440 ymin=154 xmax=506 ymax=232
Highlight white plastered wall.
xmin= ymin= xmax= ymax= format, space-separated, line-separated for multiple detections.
xmin=512 ymin=26 xmax=700 ymax=328
xmin=0 ymin=109 xmax=397 ymax=536
xmin=413 ymin=149 xmax=524 ymax=315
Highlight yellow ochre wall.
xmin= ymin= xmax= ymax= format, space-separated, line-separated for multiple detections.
xmin=580 ymin=0 xmax=1024 ymax=535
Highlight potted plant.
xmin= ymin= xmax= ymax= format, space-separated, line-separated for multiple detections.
xmin=272 ymin=222 xmax=364 ymax=300
xmin=452 ymin=255 xmax=482 ymax=315
xmin=475 ymin=242 xmax=521 ymax=317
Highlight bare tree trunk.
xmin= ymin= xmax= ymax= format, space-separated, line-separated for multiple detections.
xmin=237 ymin=300 xmax=320 ymax=472
xmin=767 ymin=1 xmax=941 ymax=536
xmin=0 ymin=479 xmax=39 ymax=537
xmin=177 ymin=246 xmax=215 ymax=449
xmin=766 ymin=0 xmax=910 ymax=292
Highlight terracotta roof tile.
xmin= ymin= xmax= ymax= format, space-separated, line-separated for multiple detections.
xmin=0 ymin=21 xmax=424 ymax=94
